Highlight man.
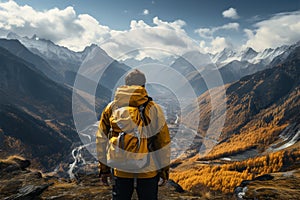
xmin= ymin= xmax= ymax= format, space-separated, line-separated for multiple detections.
xmin=96 ymin=69 xmax=170 ymax=200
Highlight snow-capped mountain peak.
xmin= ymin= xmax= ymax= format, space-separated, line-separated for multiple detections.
xmin=7 ymin=32 xmax=83 ymax=62
xmin=6 ymin=32 xmax=116 ymax=77
xmin=211 ymin=43 xmax=292 ymax=67
xmin=6 ymin=32 xmax=113 ymax=67
xmin=80 ymin=43 xmax=109 ymax=61
xmin=211 ymin=48 xmax=236 ymax=64
xmin=251 ymin=45 xmax=289 ymax=64
xmin=239 ymin=47 xmax=258 ymax=61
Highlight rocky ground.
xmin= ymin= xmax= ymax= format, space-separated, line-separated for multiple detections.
xmin=2 ymin=156 xmax=299 ymax=200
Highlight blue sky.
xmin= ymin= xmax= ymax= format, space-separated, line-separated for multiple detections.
xmin=12 ymin=0 xmax=300 ymax=28
xmin=1 ymin=0 xmax=300 ymax=59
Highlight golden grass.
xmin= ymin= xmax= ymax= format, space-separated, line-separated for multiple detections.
xmin=200 ymin=124 xmax=287 ymax=160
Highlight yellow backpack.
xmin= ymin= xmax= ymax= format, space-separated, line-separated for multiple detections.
xmin=107 ymin=100 xmax=151 ymax=170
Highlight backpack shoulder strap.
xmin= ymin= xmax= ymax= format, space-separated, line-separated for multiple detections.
xmin=138 ymin=97 xmax=152 ymax=125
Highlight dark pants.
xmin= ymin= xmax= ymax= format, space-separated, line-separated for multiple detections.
xmin=112 ymin=175 xmax=159 ymax=200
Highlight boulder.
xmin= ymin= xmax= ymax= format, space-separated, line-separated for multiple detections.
xmin=0 ymin=156 xmax=31 ymax=174
xmin=5 ymin=183 xmax=52 ymax=200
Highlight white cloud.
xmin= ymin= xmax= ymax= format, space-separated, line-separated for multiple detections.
xmin=143 ymin=9 xmax=149 ymax=15
xmin=211 ymin=37 xmax=230 ymax=52
xmin=0 ymin=1 xmax=112 ymax=51
xmin=130 ymin=20 xmax=150 ymax=29
xmin=220 ymin=23 xmax=239 ymax=30
xmin=243 ymin=11 xmax=300 ymax=51
xmin=194 ymin=28 xmax=212 ymax=39
xmin=222 ymin=7 xmax=239 ymax=19
xmin=103 ymin=17 xmax=199 ymax=60
xmin=194 ymin=22 xmax=238 ymax=53
xmin=200 ymin=37 xmax=231 ymax=54
xmin=153 ymin=16 xmax=186 ymax=32
xmin=195 ymin=22 xmax=239 ymax=39
xmin=244 ymin=28 xmax=254 ymax=39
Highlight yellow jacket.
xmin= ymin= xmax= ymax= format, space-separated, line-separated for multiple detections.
xmin=96 ymin=85 xmax=171 ymax=178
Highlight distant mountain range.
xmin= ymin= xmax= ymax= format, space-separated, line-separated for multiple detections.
xmin=7 ymin=32 xmax=85 ymax=75
xmin=210 ymin=45 xmax=290 ymax=66
xmin=5 ymin=32 xmax=299 ymax=97
xmin=120 ymin=40 xmax=299 ymax=98
xmin=122 ymin=56 xmax=176 ymax=68
xmin=0 ymin=39 xmax=64 ymax=83
xmin=6 ymin=32 xmax=130 ymax=91
xmin=169 ymin=41 xmax=299 ymax=96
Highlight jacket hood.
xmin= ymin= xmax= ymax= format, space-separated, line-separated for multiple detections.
xmin=114 ymin=85 xmax=149 ymax=107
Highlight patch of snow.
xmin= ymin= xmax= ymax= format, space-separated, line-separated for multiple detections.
xmin=273 ymin=130 xmax=300 ymax=151
xmin=220 ymin=157 xmax=232 ymax=161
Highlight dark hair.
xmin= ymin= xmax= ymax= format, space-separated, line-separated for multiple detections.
xmin=125 ymin=69 xmax=146 ymax=86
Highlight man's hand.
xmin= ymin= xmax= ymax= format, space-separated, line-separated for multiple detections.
xmin=100 ymin=173 xmax=111 ymax=186
xmin=158 ymin=168 xmax=169 ymax=186
xmin=158 ymin=177 xmax=167 ymax=186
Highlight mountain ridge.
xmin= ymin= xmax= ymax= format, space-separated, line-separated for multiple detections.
xmin=0 ymin=38 xmax=64 ymax=83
